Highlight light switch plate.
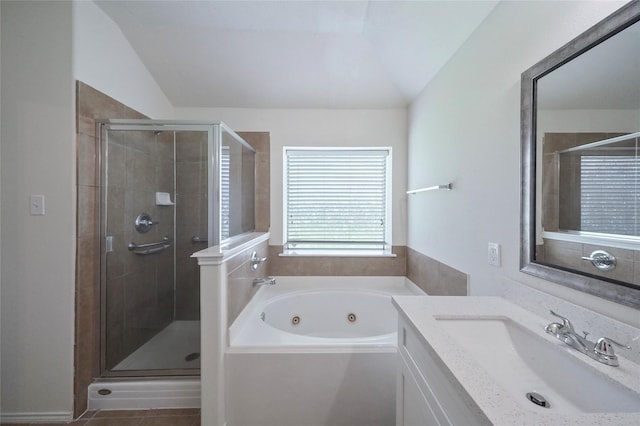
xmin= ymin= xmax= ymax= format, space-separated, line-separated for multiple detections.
xmin=30 ymin=194 xmax=45 ymax=215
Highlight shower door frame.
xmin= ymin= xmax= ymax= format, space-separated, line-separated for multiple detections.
xmin=97 ymin=120 xmax=222 ymax=377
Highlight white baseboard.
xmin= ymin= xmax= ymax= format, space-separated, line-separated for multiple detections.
xmin=1 ymin=411 xmax=73 ymax=423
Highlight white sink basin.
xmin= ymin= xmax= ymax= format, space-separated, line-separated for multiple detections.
xmin=436 ymin=316 xmax=640 ymax=414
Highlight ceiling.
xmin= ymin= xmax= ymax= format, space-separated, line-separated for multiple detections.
xmin=96 ymin=0 xmax=499 ymax=109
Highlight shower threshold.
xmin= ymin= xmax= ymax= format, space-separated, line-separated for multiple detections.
xmin=90 ymin=321 xmax=201 ymax=410
xmin=88 ymin=377 xmax=200 ymax=410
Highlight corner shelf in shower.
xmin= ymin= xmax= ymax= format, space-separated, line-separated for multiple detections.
xmin=155 ymin=192 xmax=175 ymax=205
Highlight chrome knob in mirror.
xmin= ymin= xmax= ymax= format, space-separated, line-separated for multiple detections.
xmin=581 ymin=250 xmax=616 ymax=271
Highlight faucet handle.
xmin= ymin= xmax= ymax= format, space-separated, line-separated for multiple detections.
xmin=595 ymin=337 xmax=631 ymax=356
xmin=250 ymin=251 xmax=268 ymax=270
xmin=549 ymin=310 xmax=575 ymax=332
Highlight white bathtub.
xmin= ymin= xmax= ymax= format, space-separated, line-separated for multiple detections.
xmin=225 ymin=276 xmax=424 ymax=426
xmin=230 ymin=276 xmax=422 ymax=347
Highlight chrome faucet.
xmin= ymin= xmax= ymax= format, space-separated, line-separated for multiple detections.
xmin=544 ymin=310 xmax=630 ymax=367
xmin=250 ymin=251 xmax=267 ymax=270
xmin=253 ymin=277 xmax=276 ymax=287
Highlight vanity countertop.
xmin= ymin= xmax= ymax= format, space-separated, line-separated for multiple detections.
xmin=393 ymin=296 xmax=640 ymax=426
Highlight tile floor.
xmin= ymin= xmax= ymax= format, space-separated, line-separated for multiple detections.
xmin=1 ymin=408 xmax=200 ymax=426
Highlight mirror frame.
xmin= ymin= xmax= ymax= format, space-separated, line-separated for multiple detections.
xmin=520 ymin=1 xmax=640 ymax=309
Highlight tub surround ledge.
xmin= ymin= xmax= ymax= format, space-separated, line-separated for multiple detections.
xmin=192 ymin=232 xmax=270 ymax=266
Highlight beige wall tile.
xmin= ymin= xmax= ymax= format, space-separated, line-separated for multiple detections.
xmin=77 ymin=81 xmax=126 ymax=120
xmin=406 ymin=247 xmax=468 ymax=296
xmin=238 ymin=132 xmax=270 ymax=232
xmin=77 ymin=186 xmax=99 ymax=237
xmin=78 ymin=114 xmax=97 ymax=138
xmin=78 ymin=133 xmax=98 ymax=187
xmin=268 ymin=246 xmax=406 ymax=277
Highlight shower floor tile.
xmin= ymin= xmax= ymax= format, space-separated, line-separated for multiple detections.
xmin=113 ymin=321 xmax=200 ymax=371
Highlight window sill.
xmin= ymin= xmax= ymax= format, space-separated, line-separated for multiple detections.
xmin=279 ymin=249 xmax=396 ymax=258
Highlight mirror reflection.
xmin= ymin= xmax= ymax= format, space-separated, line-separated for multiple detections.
xmin=534 ymin=17 xmax=640 ymax=284
xmin=542 ymin=133 xmax=639 ymax=237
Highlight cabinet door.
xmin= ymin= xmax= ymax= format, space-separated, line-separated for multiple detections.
xmin=398 ymin=359 xmax=443 ymax=426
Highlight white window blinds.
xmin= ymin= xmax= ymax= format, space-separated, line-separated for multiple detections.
xmin=220 ymin=146 xmax=230 ymax=240
xmin=285 ymin=148 xmax=390 ymax=250
xmin=580 ymin=155 xmax=639 ymax=236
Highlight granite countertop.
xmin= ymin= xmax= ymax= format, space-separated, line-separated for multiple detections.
xmin=392 ymin=296 xmax=640 ymax=426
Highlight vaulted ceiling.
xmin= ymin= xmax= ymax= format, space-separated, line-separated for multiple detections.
xmin=96 ymin=0 xmax=499 ymax=109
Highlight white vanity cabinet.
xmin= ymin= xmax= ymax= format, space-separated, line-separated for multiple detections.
xmin=396 ymin=317 xmax=489 ymax=426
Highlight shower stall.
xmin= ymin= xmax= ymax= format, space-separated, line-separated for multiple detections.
xmin=98 ymin=120 xmax=255 ymax=377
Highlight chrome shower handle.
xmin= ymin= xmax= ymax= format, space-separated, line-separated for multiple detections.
xmin=134 ymin=213 xmax=159 ymax=233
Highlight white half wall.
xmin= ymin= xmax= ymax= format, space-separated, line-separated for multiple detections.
xmin=73 ymin=1 xmax=174 ymax=119
xmin=1 ymin=0 xmax=75 ymax=420
xmin=174 ymin=107 xmax=408 ymax=246
xmin=407 ymin=0 xmax=639 ymax=327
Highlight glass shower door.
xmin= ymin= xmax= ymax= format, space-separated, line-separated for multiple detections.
xmin=100 ymin=124 xmax=208 ymax=376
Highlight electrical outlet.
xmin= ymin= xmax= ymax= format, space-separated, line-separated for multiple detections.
xmin=488 ymin=242 xmax=501 ymax=267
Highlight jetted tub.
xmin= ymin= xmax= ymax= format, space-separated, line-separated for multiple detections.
xmin=225 ymin=276 xmax=424 ymax=426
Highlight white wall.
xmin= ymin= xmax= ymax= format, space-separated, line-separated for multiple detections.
xmin=73 ymin=1 xmax=174 ymax=119
xmin=175 ymin=107 xmax=408 ymax=246
xmin=407 ymin=0 xmax=639 ymax=327
xmin=1 ymin=1 xmax=75 ymax=420
xmin=0 ymin=1 xmax=175 ymax=420
xmin=538 ymin=109 xmax=640 ymax=134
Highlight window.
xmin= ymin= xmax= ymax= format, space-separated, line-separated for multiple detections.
xmin=220 ymin=146 xmax=230 ymax=240
xmin=580 ymin=154 xmax=639 ymax=236
xmin=283 ymin=147 xmax=392 ymax=255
